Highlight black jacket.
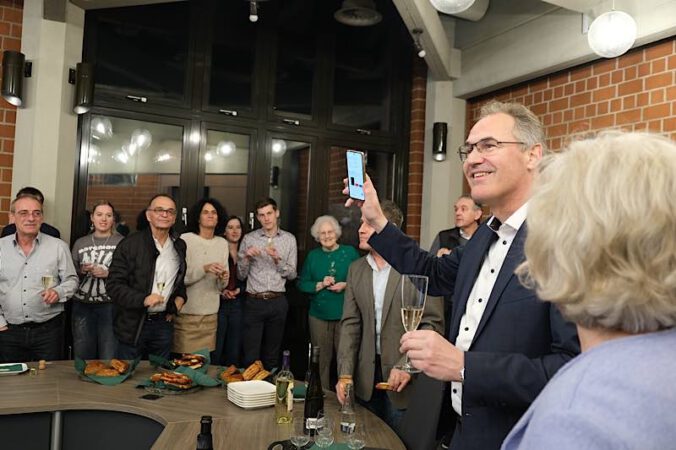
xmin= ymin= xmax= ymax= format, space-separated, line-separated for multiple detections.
xmin=106 ymin=228 xmax=187 ymax=345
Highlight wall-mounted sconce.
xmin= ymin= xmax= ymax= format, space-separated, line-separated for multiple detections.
xmin=270 ymin=166 xmax=280 ymax=189
xmin=69 ymin=62 xmax=94 ymax=114
xmin=432 ymin=122 xmax=448 ymax=162
xmin=248 ymin=0 xmax=269 ymax=23
xmin=587 ymin=9 xmax=637 ymax=58
xmin=1 ymin=50 xmax=32 ymax=107
xmin=412 ymin=29 xmax=426 ymax=58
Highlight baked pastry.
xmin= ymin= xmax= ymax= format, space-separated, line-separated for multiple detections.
xmin=222 ymin=364 xmax=238 ymax=377
xmin=84 ymin=361 xmax=106 ymax=375
xmin=95 ymin=368 xmax=121 ymax=377
xmin=242 ymin=360 xmax=263 ymax=381
xmin=375 ymin=382 xmax=392 ymax=390
xmin=159 ymin=372 xmax=193 ymax=389
xmin=110 ymin=358 xmax=129 ymax=374
xmin=173 ymin=353 xmax=206 ymax=370
xmin=252 ymin=369 xmax=271 ymax=381
xmin=224 ymin=373 xmax=244 ymax=383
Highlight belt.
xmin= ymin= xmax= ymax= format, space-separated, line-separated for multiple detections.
xmin=247 ymin=291 xmax=284 ymax=300
xmin=8 ymin=313 xmax=63 ymax=329
xmin=145 ymin=312 xmax=168 ymax=321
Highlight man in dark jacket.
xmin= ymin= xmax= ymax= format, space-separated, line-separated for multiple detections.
xmin=429 ymin=195 xmax=482 ymax=257
xmin=106 ymin=194 xmax=187 ymax=359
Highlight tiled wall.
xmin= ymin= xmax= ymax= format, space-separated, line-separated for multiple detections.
xmin=0 ymin=0 xmax=22 ymax=225
xmin=467 ymin=37 xmax=676 ymax=150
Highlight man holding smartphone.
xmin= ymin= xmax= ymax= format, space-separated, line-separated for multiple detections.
xmin=344 ymin=101 xmax=579 ymax=450
xmin=238 ymin=197 xmax=297 ymax=371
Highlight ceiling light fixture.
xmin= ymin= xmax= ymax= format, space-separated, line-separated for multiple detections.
xmin=587 ymin=7 xmax=637 ymax=58
xmin=429 ymin=0 xmax=476 ymax=15
xmin=247 ymin=0 xmax=268 ymax=23
xmin=334 ymin=0 xmax=382 ymax=27
xmin=412 ymin=29 xmax=426 ymax=58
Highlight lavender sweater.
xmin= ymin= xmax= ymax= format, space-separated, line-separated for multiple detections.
xmin=502 ymin=328 xmax=676 ymax=450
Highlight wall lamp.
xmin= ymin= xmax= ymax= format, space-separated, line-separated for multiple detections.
xmin=412 ymin=29 xmax=426 ymax=58
xmin=69 ymin=62 xmax=94 ymax=114
xmin=1 ymin=50 xmax=32 ymax=107
xmin=587 ymin=9 xmax=637 ymax=58
xmin=432 ymin=122 xmax=448 ymax=162
xmin=248 ymin=0 xmax=269 ymax=23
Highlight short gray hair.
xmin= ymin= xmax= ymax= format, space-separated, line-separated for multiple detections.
xmin=382 ymin=200 xmax=404 ymax=228
xmin=479 ymin=100 xmax=546 ymax=153
xmin=518 ymin=131 xmax=676 ymax=333
xmin=310 ymin=215 xmax=341 ymax=241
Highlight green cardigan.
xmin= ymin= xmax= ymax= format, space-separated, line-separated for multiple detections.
xmin=297 ymin=244 xmax=360 ymax=320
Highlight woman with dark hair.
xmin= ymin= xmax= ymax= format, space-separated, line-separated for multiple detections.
xmin=214 ymin=215 xmax=246 ymax=366
xmin=173 ymin=198 xmax=229 ymax=354
xmin=71 ymin=200 xmax=124 ymax=359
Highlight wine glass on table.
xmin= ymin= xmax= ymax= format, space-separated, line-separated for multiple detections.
xmin=289 ymin=412 xmax=310 ymax=450
xmin=347 ymin=424 xmax=366 ymax=450
xmin=395 ymin=274 xmax=429 ymax=373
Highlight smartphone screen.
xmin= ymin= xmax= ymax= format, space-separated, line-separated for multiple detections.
xmin=346 ymin=150 xmax=366 ymax=201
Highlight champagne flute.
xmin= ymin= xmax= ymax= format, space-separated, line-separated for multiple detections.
xmin=396 ymin=274 xmax=429 ymax=373
xmin=327 ymin=261 xmax=337 ymax=278
xmin=41 ymin=272 xmax=55 ymax=290
xmin=155 ymin=272 xmax=166 ymax=296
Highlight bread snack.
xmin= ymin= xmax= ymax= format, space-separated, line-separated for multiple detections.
xmin=110 ymin=358 xmax=129 ymax=374
xmin=222 ymin=364 xmax=238 ymax=377
xmin=252 ymin=369 xmax=271 ymax=381
xmin=222 ymin=372 xmax=244 ymax=383
xmin=242 ymin=360 xmax=264 ymax=381
xmin=150 ymin=371 xmax=193 ymax=389
xmin=375 ymin=382 xmax=392 ymax=391
xmin=172 ymin=353 xmax=207 ymax=370
xmin=96 ymin=368 xmax=121 ymax=377
xmin=84 ymin=361 xmax=106 ymax=376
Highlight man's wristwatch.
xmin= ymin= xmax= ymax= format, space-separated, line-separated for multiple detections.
xmin=459 ymin=368 xmax=465 ymax=383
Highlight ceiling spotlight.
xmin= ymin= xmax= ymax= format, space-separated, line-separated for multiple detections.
xmin=271 ymin=139 xmax=287 ymax=156
xmin=412 ymin=28 xmax=426 ymax=58
xmin=429 ymin=0 xmax=476 ymax=15
xmin=334 ymin=0 xmax=382 ymax=27
xmin=588 ymin=10 xmax=637 ymax=58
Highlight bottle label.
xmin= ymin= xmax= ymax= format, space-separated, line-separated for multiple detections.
xmin=305 ymin=417 xmax=318 ymax=429
xmin=287 ymin=381 xmax=294 ymax=412
xmin=340 ymin=421 xmax=356 ymax=433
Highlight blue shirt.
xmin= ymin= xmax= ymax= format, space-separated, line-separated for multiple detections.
xmin=0 ymin=233 xmax=78 ymax=327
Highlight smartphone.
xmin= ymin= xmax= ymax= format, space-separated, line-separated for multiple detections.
xmin=346 ymin=150 xmax=366 ymax=201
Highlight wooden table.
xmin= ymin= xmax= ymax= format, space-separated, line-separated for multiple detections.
xmin=0 ymin=361 xmax=405 ymax=450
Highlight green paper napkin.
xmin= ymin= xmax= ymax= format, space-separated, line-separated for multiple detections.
xmin=74 ymin=358 xmax=140 ymax=385
xmin=0 ymin=363 xmax=25 ymax=373
xmin=137 ymin=364 xmax=219 ymax=391
xmin=292 ymin=383 xmax=306 ymax=399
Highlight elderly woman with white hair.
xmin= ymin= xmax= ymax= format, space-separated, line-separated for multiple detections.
xmin=501 ymin=131 xmax=676 ymax=450
xmin=298 ymin=215 xmax=360 ymax=389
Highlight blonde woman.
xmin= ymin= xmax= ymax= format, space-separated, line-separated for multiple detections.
xmin=503 ymin=132 xmax=676 ymax=450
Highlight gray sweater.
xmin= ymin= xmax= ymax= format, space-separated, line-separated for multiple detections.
xmin=71 ymin=233 xmax=124 ymax=303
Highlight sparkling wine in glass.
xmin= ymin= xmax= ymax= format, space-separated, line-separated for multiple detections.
xmin=155 ymin=272 xmax=166 ymax=295
xmin=396 ymin=274 xmax=428 ymax=373
xmin=327 ymin=261 xmax=337 ymax=277
xmin=41 ymin=274 xmax=54 ymax=290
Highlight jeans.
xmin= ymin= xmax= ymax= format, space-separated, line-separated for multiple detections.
xmin=117 ymin=316 xmax=173 ymax=360
xmin=72 ymin=302 xmax=117 ymax=360
xmin=0 ymin=313 xmax=64 ymax=363
xmin=213 ymin=295 xmax=243 ymax=366
xmin=242 ymin=295 xmax=288 ymax=370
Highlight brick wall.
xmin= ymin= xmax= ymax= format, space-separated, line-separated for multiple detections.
xmin=0 ymin=0 xmax=22 ymax=226
xmin=467 ymin=37 xmax=676 ymax=150
xmin=405 ymin=56 xmax=427 ymax=240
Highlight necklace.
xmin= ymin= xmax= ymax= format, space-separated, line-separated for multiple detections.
xmin=92 ymin=232 xmax=113 ymax=249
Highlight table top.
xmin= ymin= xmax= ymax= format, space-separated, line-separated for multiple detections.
xmin=0 ymin=361 xmax=405 ymax=450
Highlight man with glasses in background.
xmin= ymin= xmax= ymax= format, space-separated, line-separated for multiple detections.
xmin=0 ymin=186 xmax=61 ymax=238
xmin=107 ymin=194 xmax=187 ymax=359
xmin=346 ymin=101 xmax=579 ymax=450
xmin=0 ymin=194 xmax=78 ymax=362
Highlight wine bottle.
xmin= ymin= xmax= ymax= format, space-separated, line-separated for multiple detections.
xmin=304 ymin=342 xmax=312 ymax=388
xmin=303 ymin=345 xmax=323 ymax=436
xmin=275 ymin=349 xmax=294 ymax=424
xmin=196 ymin=415 xmax=213 ymax=450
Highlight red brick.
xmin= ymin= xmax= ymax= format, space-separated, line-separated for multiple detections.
xmin=543 ymin=114 xmax=552 ymax=126
xmin=616 ymin=108 xmax=641 ymax=125
xmin=548 ymin=124 xmax=567 ymax=137
xmin=552 ymin=111 xmax=562 ymax=123
xmin=610 ymin=99 xmax=622 ymax=112
xmin=1 ymin=168 xmax=11 ymax=182
xmin=636 ymin=93 xmax=650 ymax=106
xmin=665 ymin=117 xmax=676 ymax=132
xmin=563 ymin=109 xmax=573 ymax=121
xmin=652 ymin=58 xmax=666 ymax=73
xmin=618 ymin=49 xmax=644 ymax=68
xmin=574 ymin=80 xmax=586 ymax=93
xmin=599 ymin=73 xmax=611 ymax=87
xmin=549 ymin=72 xmax=569 ymax=87
xmin=585 ymin=104 xmax=596 ymax=117
xmin=593 ymin=86 xmax=616 ymax=102
xmin=553 ymin=86 xmax=564 ymax=98
xmin=645 ymin=40 xmax=674 ymax=60
xmin=569 ymin=120 xmax=590 ymax=134
xmin=573 ymin=107 xmax=584 ymax=120
xmin=0 ymin=22 xmax=9 ymax=35
xmin=2 ymin=37 xmax=20 ymax=52
xmin=0 ymin=125 xmax=15 ymax=138
xmin=543 ymin=89 xmax=553 ymax=101
xmin=624 ymin=66 xmax=637 ymax=80
xmin=591 ymin=114 xmax=615 ymax=130
xmin=643 ymin=103 xmax=670 ymax=120
xmin=623 ymin=96 xmax=636 ymax=109
xmin=2 ymin=139 xmax=13 ymax=153
xmin=10 ymin=23 xmax=20 ymax=38
xmin=618 ymin=79 xmax=642 ymax=96
xmin=611 ymin=70 xmax=623 ymax=84
xmin=564 ymin=83 xmax=574 ymax=96
xmin=646 ymin=72 xmax=672 ymax=90
xmin=550 ymin=97 xmax=568 ymax=112
xmin=669 ymin=55 xmax=676 ymax=70
xmin=593 ymin=58 xmax=616 ymax=74
xmin=570 ymin=65 xmax=592 ymax=81
xmin=598 ymin=102 xmax=608 ymax=115
xmin=571 ymin=92 xmax=591 ymax=107
xmin=647 ymin=120 xmax=662 ymax=132
xmin=548 ymin=137 xmax=562 ymax=151
xmin=667 ymin=86 xmax=676 ymax=102
xmin=3 ymin=8 xmax=22 ymax=24
xmin=4 ymin=110 xmax=15 ymax=123
xmin=651 ymin=90 xmax=665 ymax=103
xmin=531 ymin=103 xmax=547 ymax=115
xmin=529 ymin=79 xmax=548 ymax=93
xmin=637 ymin=63 xmax=650 ymax=77
xmin=533 ymin=92 xmax=543 ymax=103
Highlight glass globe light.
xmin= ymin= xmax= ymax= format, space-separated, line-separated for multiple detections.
xmin=429 ymin=0 xmax=475 ymax=15
xmin=588 ymin=11 xmax=637 ymax=58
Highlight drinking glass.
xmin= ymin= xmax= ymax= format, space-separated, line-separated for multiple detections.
xmin=395 ymin=274 xmax=429 ymax=373
xmin=327 ymin=261 xmax=337 ymax=277
xmin=289 ymin=413 xmax=310 ymax=450
xmin=41 ymin=272 xmax=55 ymax=290
xmin=315 ymin=433 xmax=334 ymax=449
xmin=155 ymin=272 xmax=166 ymax=296
xmin=347 ymin=424 xmax=366 ymax=450
xmin=316 ymin=411 xmax=333 ymax=438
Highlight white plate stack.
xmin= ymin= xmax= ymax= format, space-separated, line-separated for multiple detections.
xmin=227 ymin=380 xmax=276 ymax=409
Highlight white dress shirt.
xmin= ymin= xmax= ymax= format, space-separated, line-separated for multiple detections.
xmin=148 ymin=236 xmax=180 ymax=313
xmin=451 ymin=202 xmax=529 ymax=415
xmin=366 ymin=252 xmax=391 ymax=355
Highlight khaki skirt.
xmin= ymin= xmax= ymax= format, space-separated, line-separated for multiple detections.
xmin=172 ymin=313 xmax=217 ymax=353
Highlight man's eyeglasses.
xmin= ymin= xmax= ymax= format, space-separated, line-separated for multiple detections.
xmin=458 ymin=138 xmax=525 ymax=162
xmin=15 ymin=210 xmax=43 ymax=219
xmin=148 ymin=207 xmax=177 ymax=216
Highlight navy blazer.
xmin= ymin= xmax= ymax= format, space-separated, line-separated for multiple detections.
xmin=370 ymin=222 xmax=580 ymax=450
